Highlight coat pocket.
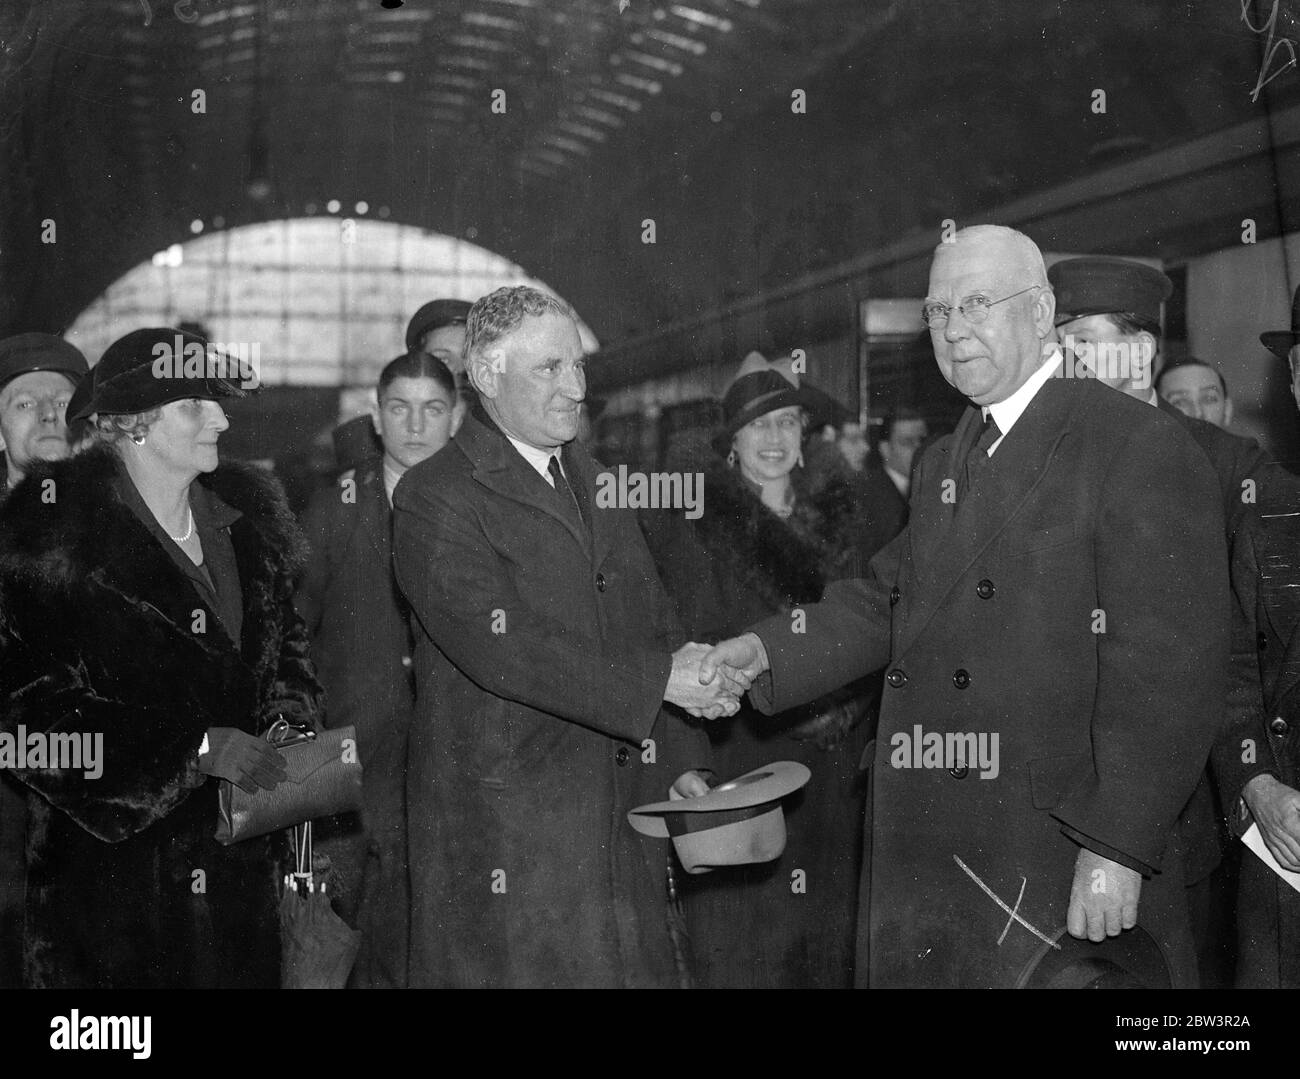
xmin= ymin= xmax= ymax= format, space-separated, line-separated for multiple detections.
xmin=1028 ymin=752 xmax=1091 ymax=809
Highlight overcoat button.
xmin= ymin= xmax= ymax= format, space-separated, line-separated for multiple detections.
xmin=615 ymin=746 xmax=630 ymax=766
xmin=886 ymin=668 xmax=907 ymax=689
xmin=1271 ymin=717 xmax=1289 ymax=736
xmin=401 ymin=655 xmax=412 ymax=669
xmin=889 ymin=586 xmax=901 ymax=606
xmin=596 ymin=573 xmax=607 ymax=592
xmin=953 ymin=669 xmax=971 ymax=690
xmin=949 ymin=764 xmax=969 ymax=779
xmin=1258 ymin=632 xmax=1269 ymax=652
xmin=976 ymin=579 xmax=995 ymax=599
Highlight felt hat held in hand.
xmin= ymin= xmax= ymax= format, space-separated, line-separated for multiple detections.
xmin=627 ymin=761 xmax=810 ymax=874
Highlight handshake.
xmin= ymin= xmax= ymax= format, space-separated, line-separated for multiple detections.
xmin=664 ymin=634 xmax=770 ymax=719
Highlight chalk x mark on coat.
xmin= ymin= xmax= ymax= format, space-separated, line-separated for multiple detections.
xmin=953 ymin=855 xmax=1060 ymax=950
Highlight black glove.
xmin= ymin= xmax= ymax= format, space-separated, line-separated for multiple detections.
xmin=198 ymin=727 xmax=287 ymax=794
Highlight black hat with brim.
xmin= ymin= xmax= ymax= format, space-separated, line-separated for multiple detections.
xmin=72 ymin=327 xmax=252 ymax=421
xmin=1261 ymin=285 xmax=1300 ymax=359
xmin=0 ymin=333 xmax=88 ymax=390
xmin=1048 ymin=256 xmax=1172 ymax=328
xmin=1015 ymin=925 xmax=1173 ymax=989
xmin=721 ymin=370 xmax=808 ymax=438
xmin=65 ymin=366 xmax=96 ymax=423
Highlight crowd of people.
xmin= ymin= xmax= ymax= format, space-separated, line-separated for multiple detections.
xmin=1 ymin=223 xmax=1299 ymax=989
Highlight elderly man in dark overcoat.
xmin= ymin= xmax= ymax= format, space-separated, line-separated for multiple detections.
xmin=704 ymin=225 xmax=1229 ymax=988
xmin=393 ymin=286 xmax=731 ymax=989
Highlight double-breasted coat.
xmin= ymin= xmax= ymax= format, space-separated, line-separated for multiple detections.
xmin=748 ymin=373 xmax=1229 ymax=988
xmin=0 ymin=446 xmax=321 ymax=988
xmin=392 ymin=406 xmax=709 ymax=988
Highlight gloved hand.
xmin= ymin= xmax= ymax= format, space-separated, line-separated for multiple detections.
xmin=198 ymin=727 xmax=287 ymax=794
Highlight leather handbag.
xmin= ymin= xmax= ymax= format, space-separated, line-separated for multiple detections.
xmin=215 ymin=718 xmax=363 ymax=845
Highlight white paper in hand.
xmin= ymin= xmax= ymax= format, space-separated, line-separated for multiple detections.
xmin=1243 ymin=823 xmax=1300 ymax=895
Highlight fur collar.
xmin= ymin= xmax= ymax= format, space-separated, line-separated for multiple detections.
xmin=687 ymin=446 xmax=862 ymax=612
xmin=0 ymin=445 xmax=304 ymax=591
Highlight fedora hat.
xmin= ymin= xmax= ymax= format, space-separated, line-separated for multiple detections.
xmin=1014 ymin=925 xmax=1173 ymax=989
xmin=1261 ymin=285 xmax=1300 ymax=360
xmin=627 ymin=760 xmax=810 ymax=875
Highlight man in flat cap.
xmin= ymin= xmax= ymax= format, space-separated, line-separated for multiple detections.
xmin=1050 ymin=255 xmax=1281 ymax=984
xmin=0 ymin=333 xmax=88 ymax=497
xmin=0 ymin=333 xmax=87 ymax=986
xmin=1216 ymin=287 xmax=1300 ymax=986
xmin=405 ymin=298 xmax=471 ymax=376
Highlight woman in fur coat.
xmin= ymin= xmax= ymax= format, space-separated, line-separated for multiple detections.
xmin=641 ymin=352 xmax=902 ymax=988
xmin=0 ymin=328 xmax=322 ymax=988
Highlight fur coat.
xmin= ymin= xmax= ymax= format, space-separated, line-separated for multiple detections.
xmin=640 ymin=436 xmax=901 ymax=988
xmin=0 ymin=446 xmax=322 ymax=988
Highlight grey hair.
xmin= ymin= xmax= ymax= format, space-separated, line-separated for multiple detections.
xmin=95 ymin=408 xmax=162 ymax=444
xmin=463 ymin=286 xmax=574 ymax=390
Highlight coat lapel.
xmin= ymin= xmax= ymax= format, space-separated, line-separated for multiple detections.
xmin=458 ymin=410 xmax=593 ymax=558
xmin=898 ymin=377 xmax=1074 ymax=659
xmin=564 ymin=441 xmax=614 ymax=568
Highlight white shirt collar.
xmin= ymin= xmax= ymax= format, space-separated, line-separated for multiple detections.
xmin=1144 ymin=388 xmax=1159 ymax=408
xmin=504 ymin=432 xmax=562 ymax=485
xmin=883 ymin=464 xmax=909 ymax=496
xmin=984 ymin=347 xmax=1063 ymax=456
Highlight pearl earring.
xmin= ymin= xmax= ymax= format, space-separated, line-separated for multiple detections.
xmin=726 ymin=449 xmax=737 ymax=467
xmin=130 ymin=433 xmax=146 ymax=446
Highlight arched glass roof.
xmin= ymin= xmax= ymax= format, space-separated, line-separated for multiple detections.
xmin=65 ymin=217 xmax=598 ymax=386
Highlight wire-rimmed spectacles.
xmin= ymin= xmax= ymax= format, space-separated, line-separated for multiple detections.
xmin=921 ymin=285 xmax=1041 ymax=329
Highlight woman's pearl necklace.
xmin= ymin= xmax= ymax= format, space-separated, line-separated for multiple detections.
xmin=168 ymin=509 xmax=195 ymax=544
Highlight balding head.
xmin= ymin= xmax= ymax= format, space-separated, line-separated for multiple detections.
xmin=935 ymin=225 xmax=1051 ymax=288
xmin=925 ymin=225 xmax=1057 ymax=406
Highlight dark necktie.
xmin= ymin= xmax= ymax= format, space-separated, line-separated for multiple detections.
xmin=547 ymin=455 xmax=588 ymax=531
xmin=960 ymin=412 xmax=1002 ymax=499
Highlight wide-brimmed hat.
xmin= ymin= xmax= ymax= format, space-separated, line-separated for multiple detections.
xmin=71 ymin=327 xmax=251 ymax=421
xmin=627 ymin=760 xmax=810 ymax=875
xmin=65 ymin=366 xmax=96 ymax=422
xmin=720 ymin=351 xmax=846 ymax=439
xmin=1049 ymin=256 xmax=1172 ymax=328
xmin=1261 ymin=285 xmax=1300 ymax=360
xmin=405 ymin=298 xmax=472 ymax=352
xmin=1014 ymin=925 xmax=1173 ymax=989
xmin=0 ymin=333 xmax=88 ymax=390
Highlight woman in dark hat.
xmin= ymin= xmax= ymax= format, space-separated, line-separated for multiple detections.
xmin=0 ymin=327 xmax=322 ymax=988
xmin=640 ymin=351 xmax=901 ymax=988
